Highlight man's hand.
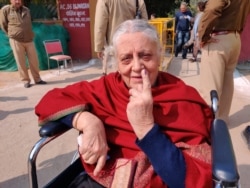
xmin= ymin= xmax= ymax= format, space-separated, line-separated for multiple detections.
xmin=126 ymin=69 xmax=154 ymax=139
xmin=185 ymin=15 xmax=193 ymax=21
xmin=74 ymin=112 xmax=109 ymax=176
xmin=96 ymin=52 xmax=104 ymax=59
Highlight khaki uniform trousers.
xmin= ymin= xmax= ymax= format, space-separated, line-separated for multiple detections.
xmin=9 ymin=38 xmax=41 ymax=84
xmin=200 ymin=32 xmax=241 ymax=122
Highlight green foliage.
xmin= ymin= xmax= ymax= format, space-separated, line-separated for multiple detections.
xmin=0 ymin=0 xmax=56 ymax=8
xmin=144 ymin=0 xmax=191 ymax=18
xmin=0 ymin=0 xmax=8 ymax=8
xmin=29 ymin=3 xmax=57 ymax=19
xmin=145 ymin=0 xmax=176 ymax=17
xmin=0 ymin=23 xmax=70 ymax=71
xmin=24 ymin=0 xmax=56 ymax=6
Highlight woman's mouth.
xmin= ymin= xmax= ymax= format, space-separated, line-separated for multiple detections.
xmin=131 ymin=76 xmax=142 ymax=82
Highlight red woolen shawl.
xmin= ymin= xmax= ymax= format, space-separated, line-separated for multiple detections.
xmin=35 ymin=71 xmax=213 ymax=187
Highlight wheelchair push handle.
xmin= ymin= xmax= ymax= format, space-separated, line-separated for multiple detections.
xmin=210 ymin=90 xmax=219 ymax=116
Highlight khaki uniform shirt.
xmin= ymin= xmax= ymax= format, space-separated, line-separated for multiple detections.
xmin=94 ymin=0 xmax=148 ymax=52
xmin=0 ymin=5 xmax=34 ymax=42
xmin=198 ymin=0 xmax=250 ymax=43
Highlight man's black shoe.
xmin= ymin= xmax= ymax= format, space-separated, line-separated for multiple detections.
xmin=36 ymin=80 xmax=47 ymax=85
xmin=24 ymin=83 xmax=31 ymax=88
xmin=175 ymin=51 xmax=178 ymax=57
xmin=242 ymin=125 xmax=250 ymax=149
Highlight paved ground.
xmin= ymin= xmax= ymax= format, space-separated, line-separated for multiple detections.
xmin=0 ymin=56 xmax=250 ymax=188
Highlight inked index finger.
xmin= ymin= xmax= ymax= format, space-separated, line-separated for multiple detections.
xmin=141 ymin=69 xmax=151 ymax=91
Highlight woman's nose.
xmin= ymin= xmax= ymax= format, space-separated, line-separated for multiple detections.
xmin=132 ymin=57 xmax=143 ymax=71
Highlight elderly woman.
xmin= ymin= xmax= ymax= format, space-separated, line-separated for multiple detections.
xmin=35 ymin=19 xmax=213 ymax=188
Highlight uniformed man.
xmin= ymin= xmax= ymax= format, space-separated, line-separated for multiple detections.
xmin=94 ymin=0 xmax=148 ymax=75
xmin=198 ymin=0 xmax=250 ymax=123
xmin=0 ymin=0 xmax=46 ymax=88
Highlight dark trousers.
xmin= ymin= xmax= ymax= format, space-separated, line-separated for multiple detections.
xmin=68 ymin=172 xmax=105 ymax=188
xmin=176 ymin=31 xmax=190 ymax=58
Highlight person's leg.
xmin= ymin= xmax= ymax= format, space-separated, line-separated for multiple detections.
xmin=200 ymin=39 xmax=226 ymax=106
xmin=175 ymin=31 xmax=183 ymax=57
xmin=68 ymin=172 xmax=104 ymax=188
xmin=182 ymin=31 xmax=190 ymax=59
xmin=25 ymin=42 xmax=42 ymax=83
xmin=192 ymin=39 xmax=199 ymax=61
xmin=200 ymin=33 xmax=241 ymax=123
xmin=9 ymin=38 xmax=30 ymax=84
xmin=184 ymin=29 xmax=194 ymax=47
xmin=102 ymin=52 xmax=108 ymax=75
xmin=218 ymin=33 xmax=241 ymax=122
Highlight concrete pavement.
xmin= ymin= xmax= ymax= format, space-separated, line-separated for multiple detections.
xmin=0 ymin=56 xmax=250 ymax=187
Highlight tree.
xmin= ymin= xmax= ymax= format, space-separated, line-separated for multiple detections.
xmin=144 ymin=0 xmax=192 ymax=18
xmin=145 ymin=0 xmax=175 ymax=17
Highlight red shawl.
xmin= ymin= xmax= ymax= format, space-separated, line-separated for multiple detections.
xmin=35 ymin=72 xmax=213 ymax=188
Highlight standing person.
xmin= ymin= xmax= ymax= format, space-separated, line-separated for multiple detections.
xmin=198 ymin=0 xmax=250 ymax=123
xmin=150 ymin=13 xmax=156 ymax=20
xmin=174 ymin=1 xmax=193 ymax=59
xmin=94 ymin=0 xmax=148 ymax=75
xmin=0 ymin=0 xmax=47 ymax=88
xmin=183 ymin=1 xmax=207 ymax=62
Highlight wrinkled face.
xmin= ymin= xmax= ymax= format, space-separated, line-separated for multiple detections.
xmin=180 ymin=4 xmax=187 ymax=12
xmin=116 ymin=32 xmax=161 ymax=89
xmin=10 ymin=0 xmax=22 ymax=9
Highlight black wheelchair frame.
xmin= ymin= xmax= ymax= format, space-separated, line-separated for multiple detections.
xmin=28 ymin=90 xmax=240 ymax=188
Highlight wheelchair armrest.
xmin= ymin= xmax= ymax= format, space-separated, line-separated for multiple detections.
xmin=39 ymin=121 xmax=71 ymax=137
xmin=211 ymin=119 xmax=239 ymax=186
xmin=29 ymin=121 xmax=72 ymax=188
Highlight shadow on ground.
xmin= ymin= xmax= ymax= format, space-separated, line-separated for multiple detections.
xmin=46 ymin=73 xmax=102 ymax=86
xmin=0 ymin=151 xmax=76 ymax=188
xmin=0 ymin=108 xmax=34 ymax=121
xmin=230 ymin=104 xmax=250 ymax=129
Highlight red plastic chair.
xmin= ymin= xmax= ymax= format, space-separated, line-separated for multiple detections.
xmin=43 ymin=39 xmax=73 ymax=74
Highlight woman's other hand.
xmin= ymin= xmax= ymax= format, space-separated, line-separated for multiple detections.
xmin=127 ymin=69 xmax=154 ymax=139
xmin=73 ymin=112 xmax=109 ymax=176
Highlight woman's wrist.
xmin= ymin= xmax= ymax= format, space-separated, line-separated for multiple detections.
xmin=73 ymin=111 xmax=104 ymax=133
xmin=135 ymin=123 xmax=154 ymax=140
xmin=72 ymin=111 xmax=83 ymax=129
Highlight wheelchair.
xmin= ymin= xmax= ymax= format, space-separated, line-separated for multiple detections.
xmin=28 ymin=90 xmax=240 ymax=188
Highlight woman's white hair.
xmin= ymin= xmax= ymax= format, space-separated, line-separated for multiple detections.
xmin=104 ymin=19 xmax=163 ymax=70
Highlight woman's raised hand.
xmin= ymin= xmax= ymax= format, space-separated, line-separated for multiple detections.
xmin=127 ymin=69 xmax=154 ymax=139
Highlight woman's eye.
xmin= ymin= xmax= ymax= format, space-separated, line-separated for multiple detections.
xmin=121 ymin=56 xmax=132 ymax=63
xmin=141 ymin=54 xmax=152 ymax=61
